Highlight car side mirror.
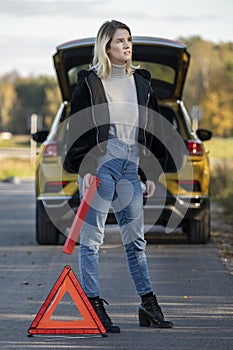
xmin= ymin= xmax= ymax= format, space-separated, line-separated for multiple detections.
xmin=196 ymin=129 xmax=212 ymax=141
xmin=31 ymin=130 xmax=49 ymax=143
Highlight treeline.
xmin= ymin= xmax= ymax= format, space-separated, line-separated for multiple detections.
xmin=0 ymin=72 xmax=61 ymax=134
xmin=0 ymin=36 xmax=233 ymax=136
xmin=182 ymin=36 xmax=233 ymax=137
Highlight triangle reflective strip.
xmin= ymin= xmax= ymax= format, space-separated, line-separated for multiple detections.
xmin=28 ymin=265 xmax=106 ymax=335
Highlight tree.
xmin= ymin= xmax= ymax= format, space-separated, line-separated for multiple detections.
xmin=41 ymin=80 xmax=62 ymax=129
xmin=13 ymin=76 xmax=61 ymax=133
xmin=182 ymin=37 xmax=233 ymax=136
xmin=0 ymin=72 xmax=20 ymax=132
xmin=201 ymin=91 xmax=232 ymax=137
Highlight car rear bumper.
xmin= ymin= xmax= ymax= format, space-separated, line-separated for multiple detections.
xmin=37 ymin=194 xmax=209 ymax=228
xmin=37 ymin=194 xmax=80 ymax=223
xmin=143 ymin=195 xmax=210 ymax=226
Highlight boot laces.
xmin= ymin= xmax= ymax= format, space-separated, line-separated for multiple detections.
xmin=150 ymin=296 xmax=164 ymax=318
xmin=95 ymin=298 xmax=112 ymax=323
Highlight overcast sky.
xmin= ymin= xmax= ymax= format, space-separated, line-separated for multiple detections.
xmin=0 ymin=0 xmax=232 ymax=77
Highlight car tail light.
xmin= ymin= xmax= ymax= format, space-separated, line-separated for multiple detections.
xmin=44 ymin=181 xmax=69 ymax=193
xmin=43 ymin=142 xmax=58 ymax=157
xmin=177 ymin=180 xmax=201 ymax=192
xmin=187 ymin=140 xmax=203 ymax=156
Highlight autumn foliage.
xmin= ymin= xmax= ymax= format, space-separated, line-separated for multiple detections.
xmin=183 ymin=36 xmax=233 ymax=137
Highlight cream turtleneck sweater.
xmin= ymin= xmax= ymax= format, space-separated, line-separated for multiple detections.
xmin=101 ymin=64 xmax=139 ymax=144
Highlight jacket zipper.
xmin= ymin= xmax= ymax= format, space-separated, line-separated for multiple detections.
xmin=143 ymin=84 xmax=151 ymax=155
xmin=85 ymin=74 xmax=150 ymax=154
xmin=84 ymin=77 xmax=104 ymax=152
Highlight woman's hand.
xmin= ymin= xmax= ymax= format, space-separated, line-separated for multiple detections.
xmin=144 ymin=180 xmax=156 ymax=198
xmin=83 ymin=173 xmax=92 ymax=194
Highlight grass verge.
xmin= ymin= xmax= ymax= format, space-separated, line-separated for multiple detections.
xmin=206 ymin=137 xmax=233 ymax=159
xmin=210 ymin=161 xmax=233 ymax=222
xmin=0 ymin=134 xmax=31 ymax=148
xmin=0 ymin=158 xmax=35 ymax=180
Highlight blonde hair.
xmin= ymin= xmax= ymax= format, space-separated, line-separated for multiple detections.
xmin=90 ymin=20 xmax=135 ymax=79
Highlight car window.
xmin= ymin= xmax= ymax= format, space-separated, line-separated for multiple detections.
xmin=67 ymin=62 xmax=175 ymax=93
xmin=68 ymin=64 xmax=90 ymax=86
xmin=133 ymin=61 xmax=175 ymax=84
xmin=159 ymin=105 xmax=179 ymax=132
xmin=133 ymin=61 xmax=176 ymax=99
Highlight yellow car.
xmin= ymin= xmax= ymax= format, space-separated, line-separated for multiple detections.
xmin=33 ymin=37 xmax=212 ymax=245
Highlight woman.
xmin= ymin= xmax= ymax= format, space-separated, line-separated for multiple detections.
xmin=65 ymin=20 xmax=173 ymax=332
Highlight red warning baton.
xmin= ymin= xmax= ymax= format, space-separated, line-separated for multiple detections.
xmin=62 ymin=176 xmax=100 ymax=255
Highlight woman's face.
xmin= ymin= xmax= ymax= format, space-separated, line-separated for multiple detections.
xmin=107 ymin=28 xmax=132 ymax=65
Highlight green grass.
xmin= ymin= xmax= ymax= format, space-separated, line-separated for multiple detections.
xmin=0 ymin=134 xmax=31 ymax=148
xmin=200 ymin=138 xmax=233 ymax=219
xmin=0 ymin=158 xmax=35 ymax=180
xmin=0 ymin=135 xmax=34 ymax=180
xmin=205 ymin=137 xmax=233 ymax=159
xmin=210 ymin=161 xmax=233 ymax=215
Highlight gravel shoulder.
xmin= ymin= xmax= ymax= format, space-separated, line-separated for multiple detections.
xmin=211 ymin=202 xmax=233 ymax=274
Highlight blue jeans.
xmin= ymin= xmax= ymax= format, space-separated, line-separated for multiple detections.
xmin=78 ymin=138 xmax=153 ymax=297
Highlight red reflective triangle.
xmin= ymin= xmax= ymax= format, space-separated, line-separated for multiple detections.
xmin=28 ymin=265 xmax=106 ymax=335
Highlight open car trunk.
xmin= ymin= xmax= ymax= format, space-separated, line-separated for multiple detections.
xmin=53 ymin=36 xmax=190 ymax=103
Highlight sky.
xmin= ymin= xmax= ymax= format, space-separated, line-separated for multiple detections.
xmin=0 ymin=0 xmax=232 ymax=77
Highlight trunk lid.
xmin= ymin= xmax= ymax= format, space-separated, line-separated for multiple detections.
xmin=53 ymin=36 xmax=190 ymax=102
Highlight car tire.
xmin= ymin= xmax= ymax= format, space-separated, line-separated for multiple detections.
xmin=36 ymin=201 xmax=59 ymax=245
xmin=187 ymin=208 xmax=210 ymax=244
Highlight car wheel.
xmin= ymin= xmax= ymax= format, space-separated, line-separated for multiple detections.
xmin=187 ymin=208 xmax=210 ymax=244
xmin=36 ymin=201 xmax=59 ymax=245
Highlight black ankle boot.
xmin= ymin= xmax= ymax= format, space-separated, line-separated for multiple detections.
xmin=139 ymin=294 xmax=173 ymax=328
xmin=88 ymin=297 xmax=120 ymax=333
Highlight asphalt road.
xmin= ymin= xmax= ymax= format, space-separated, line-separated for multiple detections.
xmin=0 ymin=180 xmax=232 ymax=350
